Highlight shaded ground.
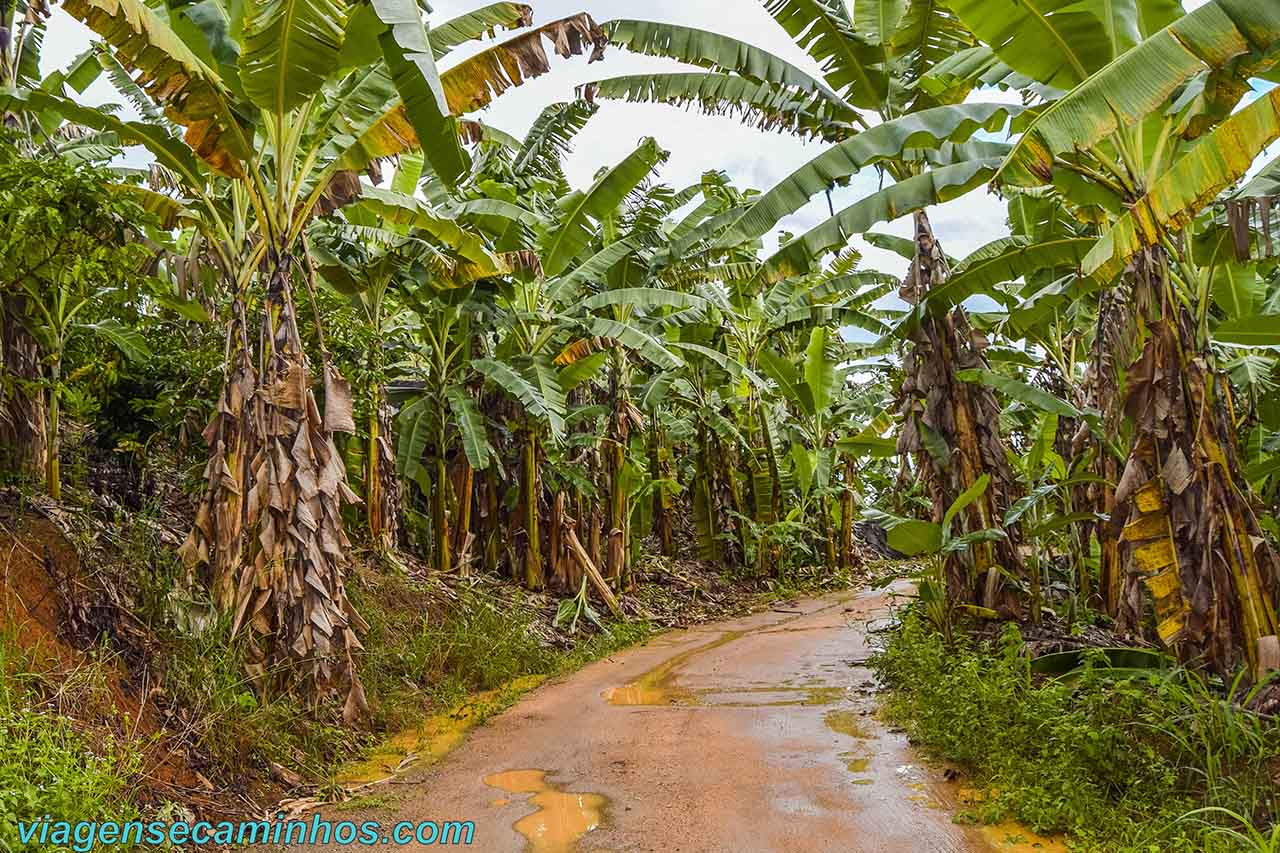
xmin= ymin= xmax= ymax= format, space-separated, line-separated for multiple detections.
xmin=279 ymin=585 xmax=1030 ymax=853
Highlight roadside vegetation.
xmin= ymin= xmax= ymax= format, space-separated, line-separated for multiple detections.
xmin=875 ymin=613 xmax=1280 ymax=852
xmin=3 ymin=0 xmax=1280 ymax=848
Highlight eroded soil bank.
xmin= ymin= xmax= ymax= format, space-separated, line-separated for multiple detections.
xmin=274 ymin=586 xmax=1029 ymax=852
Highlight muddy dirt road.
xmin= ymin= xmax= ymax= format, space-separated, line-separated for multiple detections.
xmin=283 ymin=587 xmax=1014 ymax=852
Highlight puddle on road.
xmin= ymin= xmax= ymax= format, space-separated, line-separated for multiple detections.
xmin=823 ymin=708 xmax=871 ymax=739
xmin=337 ymin=675 xmax=547 ymax=786
xmin=605 ymin=630 xmax=744 ymax=705
xmin=605 ymin=630 xmax=850 ymax=708
xmin=484 ymin=769 xmax=608 ymax=853
xmin=974 ymin=823 xmax=1068 ymax=852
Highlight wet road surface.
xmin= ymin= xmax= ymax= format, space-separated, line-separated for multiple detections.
xmin=277 ymin=586 xmax=1026 ymax=852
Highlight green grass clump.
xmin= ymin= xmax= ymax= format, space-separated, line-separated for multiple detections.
xmin=158 ymin=618 xmax=367 ymax=780
xmin=0 ymin=637 xmax=139 ymax=852
xmin=353 ymin=575 xmax=652 ymax=730
xmin=872 ymin=612 xmax=1280 ymax=852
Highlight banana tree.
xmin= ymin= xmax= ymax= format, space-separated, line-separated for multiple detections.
xmin=866 ymin=474 xmax=1008 ymax=642
xmin=52 ymin=0 xmax=606 ymax=702
xmin=973 ymin=0 xmax=1280 ymax=674
xmin=588 ymin=4 xmax=1034 ymax=607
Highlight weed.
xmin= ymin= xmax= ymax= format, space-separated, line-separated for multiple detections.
xmin=335 ymin=794 xmax=396 ymax=813
xmin=1183 ymin=808 xmax=1280 ymax=853
xmin=872 ymin=611 xmax=1280 ymax=852
xmin=0 ymin=632 xmax=139 ymax=852
xmin=157 ymin=611 xmax=366 ymax=779
xmin=352 ymin=574 xmax=653 ymax=734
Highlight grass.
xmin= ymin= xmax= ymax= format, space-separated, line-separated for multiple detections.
xmin=351 ymin=570 xmax=652 ymax=733
xmin=872 ymin=611 xmax=1280 ymax=853
xmin=0 ymin=631 xmax=140 ymax=852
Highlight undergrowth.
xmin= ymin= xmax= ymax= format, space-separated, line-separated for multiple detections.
xmin=350 ymin=571 xmax=651 ymax=734
xmin=0 ymin=631 xmax=139 ymax=851
xmin=873 ymin=612 xmax=1280 ymax=853
xmin=8 ymin=486 xmax=856 ymax=825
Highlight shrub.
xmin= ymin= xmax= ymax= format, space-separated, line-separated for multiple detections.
xmin=872 ymin=612 xmax=1280 ymax=852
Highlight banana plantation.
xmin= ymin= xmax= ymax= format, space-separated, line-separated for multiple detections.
xmin=6 ymin=0 xmax=1280 ymax=850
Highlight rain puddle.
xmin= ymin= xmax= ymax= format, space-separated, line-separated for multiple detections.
xmin=944 ymin=783 xmax=1069 ymax=851
xmin=484 ymin=769 xmax=608 ymax=853
xmin=826 ymin=707 xmax=877 ymax=783
xmin=975 ymin=824 xmax=1068 ymax=852
xmin=337 ymin=675 xmax=546 ymax=786
xmin=605 ymin=630 xmax=849 ymax=707
xmin=605 ymin=630 xmax=743 ymax=705
xmin=823 ymin=708 xmax=871 ymax=739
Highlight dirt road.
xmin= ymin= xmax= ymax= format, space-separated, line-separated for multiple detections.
xmin=283 ymin=586 xmax=1010 ymax=852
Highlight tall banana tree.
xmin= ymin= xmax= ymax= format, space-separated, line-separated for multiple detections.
xmin=588 ymin=3 xmax=1031 ymax=602
xmin=956 ymin=0 xmax=1280 ymax=673
xmin=51 ymin=0 xmax=607 ymax=704
xmin=308 ymin=156 xmax=500 ymax=554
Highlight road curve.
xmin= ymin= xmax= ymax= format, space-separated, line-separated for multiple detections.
xmin=281 ymin=585 xmax=1001 ymax=852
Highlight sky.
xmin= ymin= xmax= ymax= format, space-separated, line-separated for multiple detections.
xmin=42 ymin=0 xmax=1218 ymax=283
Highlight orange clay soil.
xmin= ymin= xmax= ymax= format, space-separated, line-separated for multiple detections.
xmin=273 ymin=585 xmax=1050 ymax=853
xmin=0 ymin=514 xmax=225 ymax=812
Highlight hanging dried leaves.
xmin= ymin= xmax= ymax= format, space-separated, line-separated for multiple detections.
xmin=1225 ymin=196 xmax=1278 ymax=261
xmin=323 ymin=364 xmax=356 ymax=434
xmin=312 ymin=170 xmax=364 ymax=219
xmin=180 ymin=301 xmax=256 ymax=609
xmin=1110 ymin=250 xmax=1280 ymax=675
xmin=441 ymin=13 xmax=607 ymax=115
xmin=896 ymin=211 xmax=1025 ymax=611
xmin=181 ymin=261 xmax=367 ymax=717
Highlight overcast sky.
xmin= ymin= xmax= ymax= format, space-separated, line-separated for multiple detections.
xmin=43 ymin=0 xmax=1215 ymax=282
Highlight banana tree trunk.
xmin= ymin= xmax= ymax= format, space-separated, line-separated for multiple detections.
xmin=433 ymin=453 xmax=452 ymax=574
xmin=453 ymin=458 xmax=474 ymax=576
xmin=648 ymin=418 xmax=674 ymax=557
xmin=820 ymin=495 xmax=837 ymax=568
xmin=693 ymin=425 xmax=722 ymax=563
xmin=522 ymin=429 xmax=543 ymax=590
xmin=366 ymin=394 xmax=402 ymax=552
xmin=1111 ymin=249 xmax=1279 ymax=676
xmin=840 ymin=458 xmax=856 ymax=570
xmin=483 ymin=467 xmax=500 ymax=575
xmin=607 ymin=436 xmax=626 ymax=585
xmin=606 ymin=366 xmax=641 ymax=588
xmin=0 ymin=294 xmax=46 ymax=481
xmin=897 ymin=210 xmax=1025 ymax=612
xmin=549 ymin=490 xmax=566 ymax=588
xmin=713 ymin=431 xmax=746 ymax=567
xmin=1084 ymin=286 xmax=1141 ymax=628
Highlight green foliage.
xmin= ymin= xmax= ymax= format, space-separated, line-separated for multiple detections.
xmin=0 ymin=635 xmax=138 ymax=852
xmin=350 ymin=574 xmax=651 ymax=730
xmin=874 ymin=613 xmax=1280 ymax=852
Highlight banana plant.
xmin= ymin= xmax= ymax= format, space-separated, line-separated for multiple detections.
xmin=972 ymin=0 xmax=1280 ymax=675
xmin=42 ymin=0 xmax=609 ymax=703
xmin=866 ymin=473 xmax=1008 ymax=639
xmin=587 ymin=3 xmax=1034 ymax=606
